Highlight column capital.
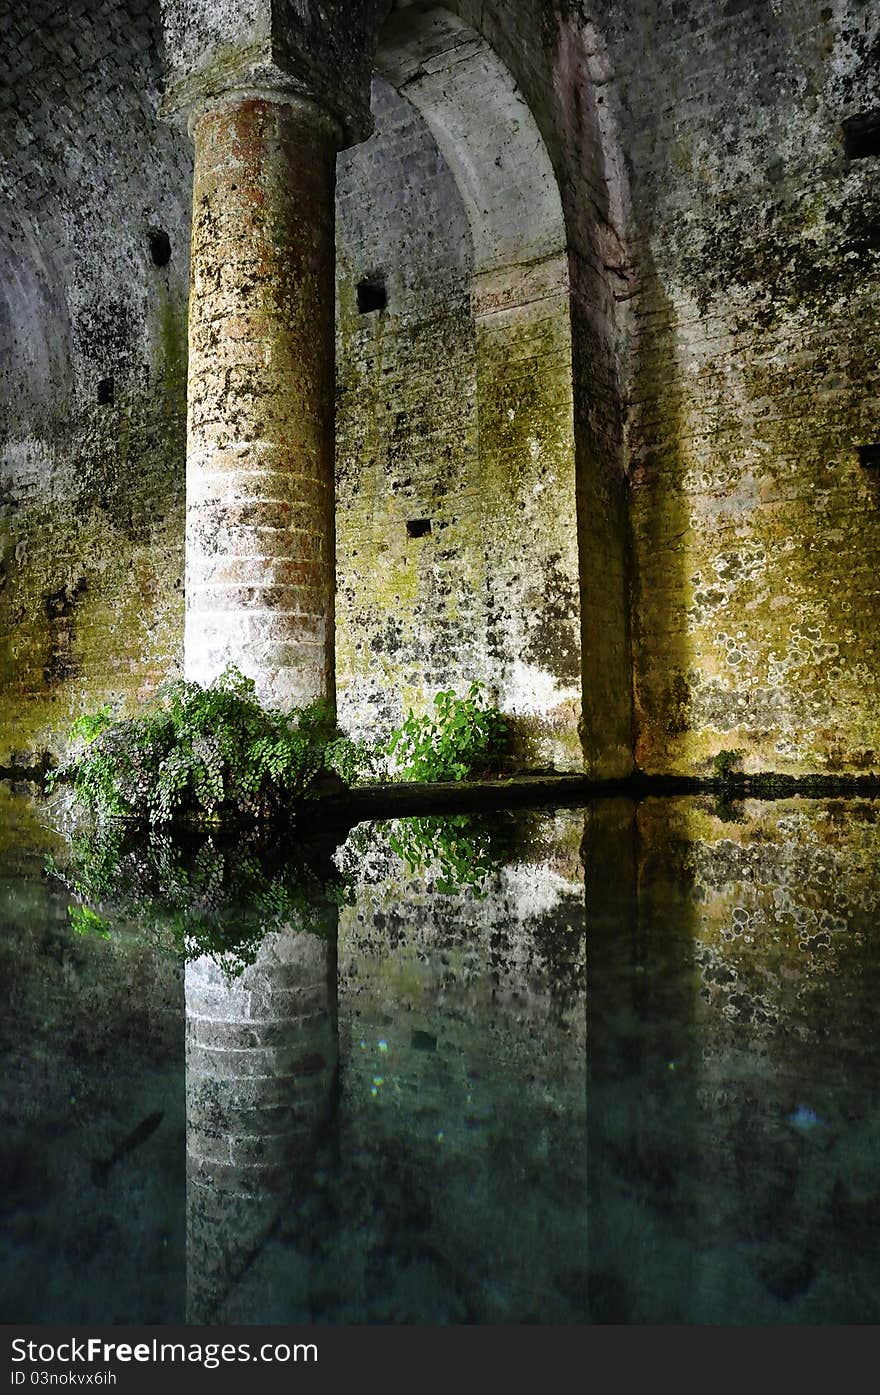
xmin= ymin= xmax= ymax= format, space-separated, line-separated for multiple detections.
xmin=159 ymin=0 xmax=390 ymax=146
xmin=166 ymin=67 xmax=347 ymax=145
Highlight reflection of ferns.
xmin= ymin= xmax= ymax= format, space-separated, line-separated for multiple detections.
xmin=48 ymin=824 xmax=348 ymax=979
xmin=68 ymin=904 xmax=111 ymax=938
xmin=344 ymin=813 xmax=512 ymax=896
xmin=47 ymin=665 xmax=376 ymax=826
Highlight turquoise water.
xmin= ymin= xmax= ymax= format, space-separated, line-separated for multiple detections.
xmin=1 ymin=791 xmax=879 ymax=1324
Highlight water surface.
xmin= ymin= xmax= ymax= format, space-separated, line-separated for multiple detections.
xmin=1 ymin=790 xmax=879 ymax=1324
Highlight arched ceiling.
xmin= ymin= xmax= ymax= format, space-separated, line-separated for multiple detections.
xmin=375 ymin=5 xmax=567 ymax=276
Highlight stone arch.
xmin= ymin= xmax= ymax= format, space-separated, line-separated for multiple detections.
xmin=335 ymin=4 xmax=583 ymax=769
xmin=375 ymin=7 xmax=567 ymax=275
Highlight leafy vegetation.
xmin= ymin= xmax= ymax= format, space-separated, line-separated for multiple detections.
xmin=386 ymin=682 xmax=509 ymax=783
xmin=711 ymin=747 xmax=745 ymax=780
xmin=47 ymin=665 xmax=374 ymax=826
xmin=338 ymin=811 xmax=513 ymax=897
xmin=46 ymin=668 xmax=511 ymax=837
xmin=67 ymin=904 xmax=111 ymax=938
xmin=49 ymin=823 xmax=347 ymax=978
xmin=386 ymin=814 xmax=507 ymax=894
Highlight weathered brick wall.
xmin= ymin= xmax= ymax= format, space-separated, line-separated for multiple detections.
xmin=4 ymin=0 xmax=877 ymax=776
xmin=336 ymin=18 xmax=585 ymax=770
xmin=587 ymin=0 xmax=880 ymax=775
xmin=0 ymin=0 xmax=191 ymax=765
xmin=449 ymin=0 xmax=879 ymax=776
xmin=335 ymin=77 xmax=485 ymax=742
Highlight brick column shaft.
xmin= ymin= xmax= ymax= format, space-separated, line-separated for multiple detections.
xmin=185 ymin=96 xmax=338 ymax=709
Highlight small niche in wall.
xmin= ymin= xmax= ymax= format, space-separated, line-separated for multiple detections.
xmin=97 ymin=377 xmax=114 ymax=406
xmin=148 ymin=227 xmax=172 ymax=266
xmin=406 ymin=518 xmax=432 ymax=538
xmin=857 ymin=444 xmax=880 ymax=468
xmin=842 ymin=111 xmax=880 ymax=159
xmin=357 ymin=274 xmax=387 ymax=314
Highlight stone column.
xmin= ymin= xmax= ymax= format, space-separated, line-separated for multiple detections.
xmin=185 ymin=94 xmax=339 ymax=710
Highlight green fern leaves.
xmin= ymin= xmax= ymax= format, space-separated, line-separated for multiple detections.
xmin=49 ymin=665 xmax=371 ymax=825
xmin=386 ymin=682 xmax=509 ymax=783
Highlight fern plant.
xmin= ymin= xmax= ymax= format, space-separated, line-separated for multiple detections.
xmin=48 ymin=665 xmax=373 ymax=826
xmin=386 ymin=682 xmax=509 ymax=782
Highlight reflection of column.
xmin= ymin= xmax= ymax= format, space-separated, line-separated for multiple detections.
xmin=185 ymin=94 xmax=338 ymax=708
xmin=583 ymin=797 xmax=698 ymax=1323
xmin=185 ymin=921 xmax=338 ymax=1323
xmin=583 ymin=799 xmax=636 ymax=1322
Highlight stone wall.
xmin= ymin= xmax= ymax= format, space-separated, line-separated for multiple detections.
xmin=0 ymin=0 xmax=191 ymax=766
xmin=594 ymin=0 xmax=880 ymax=774
xmin=2 ymin=0 xmax=878 ymax=777
xmin=453 ymin=0 xmax=880 ymax=776
xmin=335 ymin=8 xmax=587 ymax=770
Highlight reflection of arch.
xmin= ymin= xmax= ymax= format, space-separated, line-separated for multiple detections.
xmin=335 ymin=5 xmax=582 ymax=770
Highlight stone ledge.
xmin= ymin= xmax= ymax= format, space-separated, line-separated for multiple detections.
xmin=3 ymin=769 xmax=879 ymax=833
xmin=320 ymin=769 xmax=880 ymax=821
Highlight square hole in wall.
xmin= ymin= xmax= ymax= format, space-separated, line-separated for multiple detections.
xmin=857 ymin=444 xmax=880 ymax=468
xmin=842 ymin=111 xmax=880 ymax=159
xmin=97 ymin=377 xmax=114 ymax=406
xmin=357 ymin=275 xmax=387 ymax=314
xmin=406 ymin=518 xmax=432 ymax=538
xmin=147 ymin=226 xmax=172 ymax=266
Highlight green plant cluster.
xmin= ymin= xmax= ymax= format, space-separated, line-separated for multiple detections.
xmin=711 ymin=747 xmax=745 ymax=780
xmin=48 ymin=666 xmax=373 ymax=826
xmin=386 ymin=682 xmax=509 ymax=783
xmin=49 ymin=823 xmax=348 ymax=978
xmin=338 ymin=811 xmax=514 ymax=897
xmin=386 ymin=814 xmax=506 ymax=895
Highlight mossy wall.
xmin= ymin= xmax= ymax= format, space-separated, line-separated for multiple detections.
xmin=441 ymin=0 xmax=880 ymax=777
xmin=5 ymin=0 xmax=878 ymax=777
xmin=335 ymin=63 xmax=584 ymax=770
xmin=334 ymin=2 xmax=635 ymax=774
xmin=0 ymin=0 xmax=191 ymax=766
xmin=599 ymin=0 xmax=880 ymax=774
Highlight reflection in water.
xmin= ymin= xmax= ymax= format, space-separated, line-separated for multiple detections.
xmin=185 ymin=923 xmax=338 ymax=1323
xmin=1 ymin=791 xmax=880 ymax=1322
xmin=585 ymin=796 xmax=880 ymax=1322
xmin=47 ymin=822 xmax=348 ymax=978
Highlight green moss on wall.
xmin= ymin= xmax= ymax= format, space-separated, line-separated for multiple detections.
xmin=0 ymin=379 xmax=185 ymax=767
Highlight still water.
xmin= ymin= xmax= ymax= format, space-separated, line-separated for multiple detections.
xmin=1 ymin=789 xmax=879 ymax=1324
